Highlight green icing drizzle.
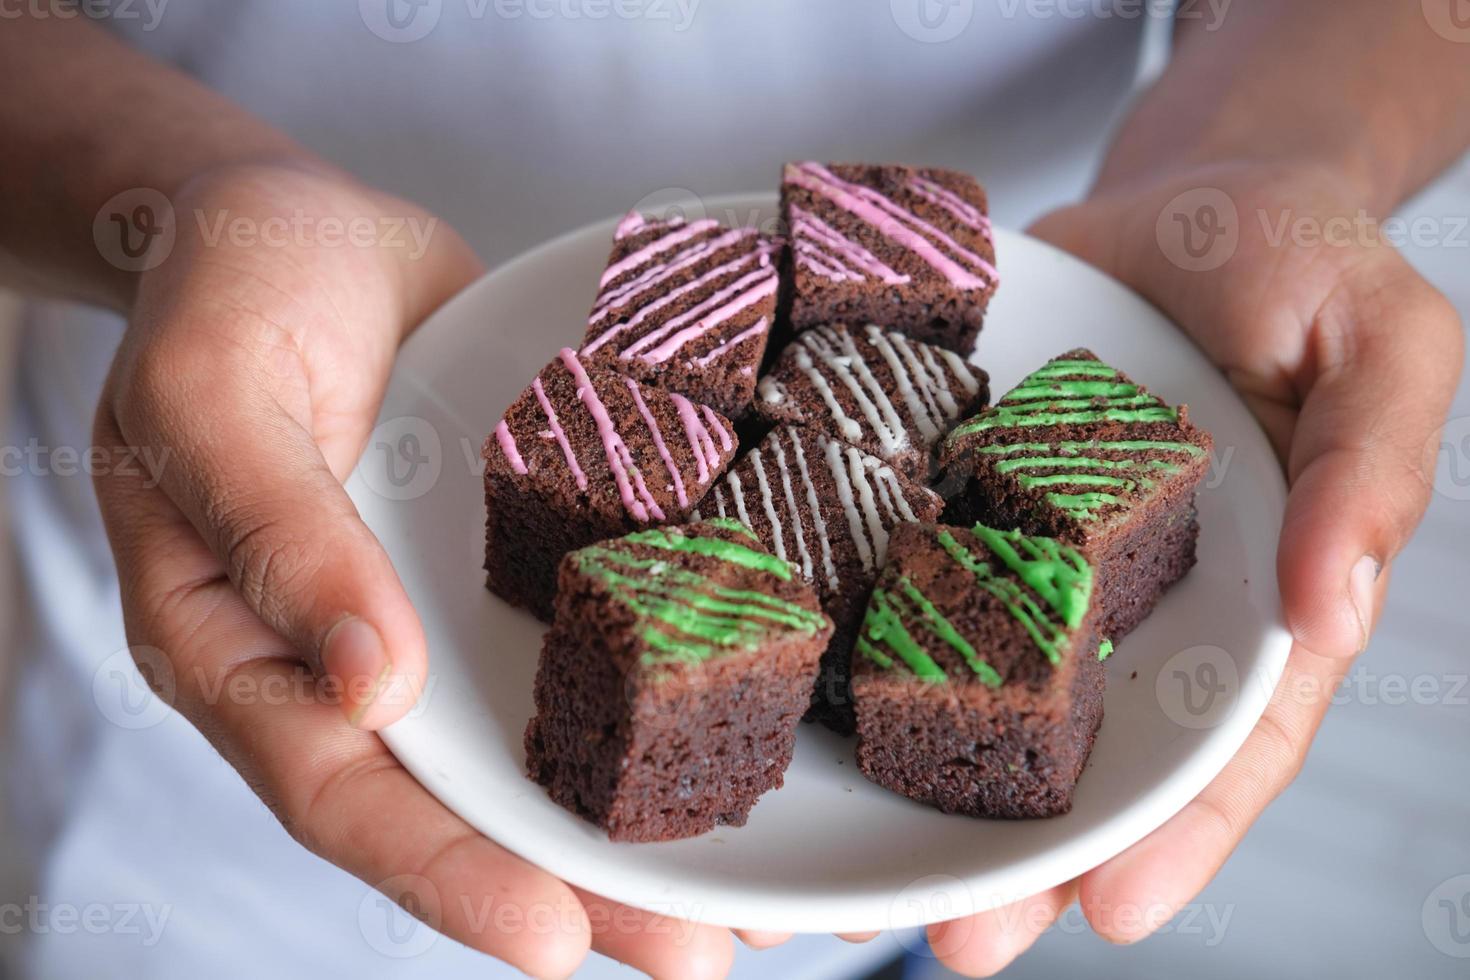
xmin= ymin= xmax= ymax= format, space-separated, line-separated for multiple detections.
xmin=947 ymin=355 xmax=1179 ymax=441
xmin=621 ymin=527 xmax=792 ymax=581
xmin=858 ymin=590 xmax=947 ymax=682
xmin=1005 ymin=381 xmax=1141 ymax=402
xmin=701 ymin=516 xmax=759 ymax=541
xmin=951 ymin=405 xmax=1177 ymax=436
xmin=897 ymin=578 xmax=1004 ymax=688
xmin=575 ymin=539 xmax=825 ymax=666
xmin=1045 ymin=491 xmax=1125 ymax=521
xmin=945 ymin=358 xmax=1201 ymax=524
xmin=1097 ymin=638 xmax=1114 ymax=662
xmin=981 ymin=439 xmax=1205 ymax=457
xmin=860 ymin=524 xmax=1096 ymax=681
xmin=967 ymin=525 xmax=1092 ymax=628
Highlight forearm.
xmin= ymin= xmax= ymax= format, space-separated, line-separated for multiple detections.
xmin=1099 ymin=0 xmax=1470 ymax=212
xmin=0 ymin=16 xmax=321 ymax=311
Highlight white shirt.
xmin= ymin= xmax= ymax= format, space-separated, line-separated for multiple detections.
xmin=2 ymin=3 xmax=1163 ymax=975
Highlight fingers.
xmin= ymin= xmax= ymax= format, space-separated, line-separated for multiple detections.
xmin=733 ymin=929 xmax=793 ymax=950
xmin=1278 ymin=261 xmax=1463 ymax=658
xmin=573 ymin=889 xmax=735 ymax=980
xmin=927 ymin=880 xmax=1078 ymax=977
xmin=1079 ymin=643 xmax=1341 ymax=944
xmin=92 ymin=444 xmax=592 ymax=978
xmin=105 ymin=308 xmax=427 ymax=729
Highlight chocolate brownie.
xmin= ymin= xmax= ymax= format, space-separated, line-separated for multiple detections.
xmin=753 ymin=322 xmax=989 ymax=480
xmin=693 ymin=425 xmax=944 ymax=733
xmin=483 ymin=348 xmax=738 ymax=620
xmin=939 ymin=349 xmax=1213 ymax=640
xmin=852 ymin=522 xmax=1106 ymax=818
xmin=781 ymin=162 xmax=998 ymax=353
xmin=524 ymin=519 xmax=832 ymax=842
xmin=579 ymin=211 xmax=781 ymax=418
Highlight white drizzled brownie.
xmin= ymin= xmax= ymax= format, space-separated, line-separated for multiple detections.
xmin=753 ymin=322 xmax=989 ymax=480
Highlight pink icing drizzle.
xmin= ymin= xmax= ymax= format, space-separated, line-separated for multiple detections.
xmin=789 ymin=204 xmax=910 ymax=284
xmin=558 ymin=348 xmax=663 ymax=522
xmin=691 ymin=317 xmax=770 ymax=368
xmin=701 ymin=404 xmax=733 ymax=452
xmin=598 ymin=219 xmax=719 ymax=288
xmin=788 ymin=162 xmax=996 ymax=289
xmin=584 ymin=238 xmax=762 ymax=355
xmin=494 ymin=420 xmax=528 ymax=475
xmin=531 ymin=376 xmax=586 ymax=490
xmin=621 ymin=267 xmax=778 ymax=364
xmin=613 ymin=210 xmax=647 ymax=241
xmin=907 ymin=175 xmax=989 ymax=239
xmin=671 ymin=392 xmax=721 ymax=484
xmin=590 ymin=227 xmax=754 ymax=324
xmin=624 ymin=376 xmax=688 ymax=508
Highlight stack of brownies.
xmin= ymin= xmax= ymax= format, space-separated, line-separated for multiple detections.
xmin=482 ymin=162 xmax=1211 ymax=841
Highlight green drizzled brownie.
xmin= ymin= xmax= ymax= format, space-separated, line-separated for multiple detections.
xmin=851 ymin=522 xmax=1106 ymax=818
xmin=524 ymin=519 xmax=833 ymax=842
xmin=939 ymin=348 xmax=1212 ymax=640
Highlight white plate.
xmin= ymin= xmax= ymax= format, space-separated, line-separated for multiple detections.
xmin=347 ymin=193 xmax=1292 ymax=934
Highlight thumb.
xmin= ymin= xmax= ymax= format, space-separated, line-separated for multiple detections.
xmin=110 ymin=342 xmax=428 ymax=732
xmin=1277 ymin=262 xmax=1463 ymax=658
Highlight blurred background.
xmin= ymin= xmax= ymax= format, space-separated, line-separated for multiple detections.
xmin=2 ymin=2 xmax=1469 ymax=978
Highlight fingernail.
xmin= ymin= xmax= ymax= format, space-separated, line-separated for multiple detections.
xmin=1349 ymin=555 xmax=1382 ymax=653
xmin=322 ymin=617 xmax=392 ymax=727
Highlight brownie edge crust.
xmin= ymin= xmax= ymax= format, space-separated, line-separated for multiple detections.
xmin=851 ymin=522 xmax=1106 ymax=819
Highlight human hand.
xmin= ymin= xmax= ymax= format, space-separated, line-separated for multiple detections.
xmin=91 ymin=162 xmax=744 ymax=978
xmin=918 ymin=163 xmax=1464 ymax=974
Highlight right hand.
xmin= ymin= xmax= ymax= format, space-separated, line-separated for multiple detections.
xmin=92 ymin=162 xmax=743 ymax=978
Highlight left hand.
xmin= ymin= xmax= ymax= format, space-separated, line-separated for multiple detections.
xmin=922 ymin=162 xmax=1464 ymax=975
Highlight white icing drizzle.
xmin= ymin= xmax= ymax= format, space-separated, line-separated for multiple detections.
xmin=811 ymin=327 xmax=908 ymax=454
xmin=865 ymin=325 xmax=942 ymax=442
xmin=773 ymin=324 xmax=985 ymax=464
xmin=846 ymin=445 xmax=890 ymax=570
xmin=769 ymin=433 xmax=813 ymax=580
xmin=787 ymin=427 xmax=839 ymax=590
xmin=745 ymin=449 xmax=788 ymax=563
xmin=791 ymin=345 xmax=861 ymax=441
xmin=726 ymin=469 xmax=755 ymax=534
